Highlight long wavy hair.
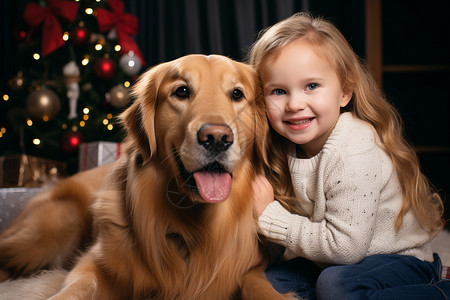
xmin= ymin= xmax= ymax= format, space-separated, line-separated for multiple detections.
xmin=249 ymin=12 xmax=444 ymax=234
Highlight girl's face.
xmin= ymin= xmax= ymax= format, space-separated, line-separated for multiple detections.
xmin=261 ymin=41 xmax=352 ymax=158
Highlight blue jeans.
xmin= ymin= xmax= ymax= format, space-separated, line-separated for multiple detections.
xmin=265 ymin=253 xmax=450 ymax=299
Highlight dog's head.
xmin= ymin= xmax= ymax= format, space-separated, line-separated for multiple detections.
xmin=121 ymin=54 xmax=267 ymax=204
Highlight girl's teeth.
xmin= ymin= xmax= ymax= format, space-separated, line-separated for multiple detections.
xmin=290 ymin=118 xmax=311 ymax=125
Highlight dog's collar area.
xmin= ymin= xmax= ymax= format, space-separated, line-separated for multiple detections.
xmin=166 ymin=175 xmax=197 ymax=209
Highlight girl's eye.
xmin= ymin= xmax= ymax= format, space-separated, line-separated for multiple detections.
xmin=231 ymin=89 xmax=244 ymax=101
xmin=306 ymin=83 xmax=319 ymax=91
xmin=271 ymin=89 xmax=286 ymax=96
xmin=173 ymin=86 xmax=190 ymax=99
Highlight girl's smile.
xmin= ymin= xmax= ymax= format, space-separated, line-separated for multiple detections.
xmin=284 ymin=117 xmax=315 ymax=131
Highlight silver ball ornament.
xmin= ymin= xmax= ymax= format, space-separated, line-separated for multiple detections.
xmin=119 ymin=51 xmax=142 ymax=76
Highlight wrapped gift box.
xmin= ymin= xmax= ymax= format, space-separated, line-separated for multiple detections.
xmin=79 ymin=141 xmax=121 ymax=171
xmin=0 ymin=187 xmax=44 ymax=231
xmin=0 ymin=154 xmax=66 ymax=187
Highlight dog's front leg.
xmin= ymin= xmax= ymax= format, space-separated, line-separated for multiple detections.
xmin=48 ymin=251 xmax=103 ymax=300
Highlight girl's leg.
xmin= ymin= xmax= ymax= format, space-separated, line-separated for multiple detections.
xmin=316 ymin=253 xmax=450 ymax=300
xmin=265 ymin=257 xmax=322 ymax=300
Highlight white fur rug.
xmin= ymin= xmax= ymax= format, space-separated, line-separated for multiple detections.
xmin=0 ymin=269 xmax=67 ymax=299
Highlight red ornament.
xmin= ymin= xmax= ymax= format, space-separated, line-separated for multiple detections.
xmin=62 ymin=129 xmax=84 ymax=154
xmin=71 ymin=26 xmax=90 ymax=46
xmin=94 ymin=58 xmax=117 ymax=80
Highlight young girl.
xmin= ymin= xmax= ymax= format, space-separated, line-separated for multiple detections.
xmin=249 ymin=12 xmax=449 ymax=299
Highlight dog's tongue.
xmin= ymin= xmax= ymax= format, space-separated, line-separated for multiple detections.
xmin=193 ymin=172 xmax=232 ymax=203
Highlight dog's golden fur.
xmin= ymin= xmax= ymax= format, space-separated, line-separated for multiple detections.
xmin=0 ymin=55 xmax=295 ymax=299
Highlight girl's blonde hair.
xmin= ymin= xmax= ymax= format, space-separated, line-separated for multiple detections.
xmin=249 ymin=12 xmax=444 ymax=234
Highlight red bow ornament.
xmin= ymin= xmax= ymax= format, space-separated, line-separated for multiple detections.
xmin=96 ymin=0 xmax=146 ymax=65
xmin=23 ymin=0 xmax=79 ymax=57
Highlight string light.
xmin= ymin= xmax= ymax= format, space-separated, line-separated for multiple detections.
xmin=107 ymin=124 xmax=113 ymax=130
xmin=26 ymin=119 xmax=33 ymax=126
xmin=103 ymin=119 xmax=109 ymax=125
xmin=107 ymin=113 xmax=113 ymax=119
xmin=124 ymin=81 xmax=131 ymax=88
xmin=62 ymin=32 xmax=69 ymax=41
xmin=114 ymin=45 xmax=121 ymax=52
xmin=85 ymin=8 xmax=94 ymax=15
xmin=80 ymin=121 xmax=86 ymax=127
xmin=42 ymin=115 xmax=49 ymax=122
xmin=33 ymin=53 xmax=40 ymax=60
xmin=82 ymin=56 xmax=90 ymax=66
xmin=83 ymin=114 xmax=89 ymax=121
xmin=83 ymin=107 xmax=90 ymax=114
xmin=2 ymin=94 xmax=9 ymax=101
xmin=33 ymin=138 xmax=41 ymax=145
xmin=95 ymin=43 xmax=103 ymax=51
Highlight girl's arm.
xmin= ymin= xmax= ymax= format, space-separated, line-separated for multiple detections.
xmin=253 ymin=149 xmax=386 ymax=265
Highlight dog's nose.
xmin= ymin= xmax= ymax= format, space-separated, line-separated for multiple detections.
xmin=197 ymin=124 xmax=234 ymax=153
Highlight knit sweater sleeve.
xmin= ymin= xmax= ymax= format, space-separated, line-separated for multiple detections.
xmin=258 ymin=116 xmax=387 ymax=265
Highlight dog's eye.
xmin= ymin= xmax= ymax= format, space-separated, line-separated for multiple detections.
xmin=231 ymin=89 xmax=244 ymax=101
xmin=173 ymin=86 xmax=190 ymax=99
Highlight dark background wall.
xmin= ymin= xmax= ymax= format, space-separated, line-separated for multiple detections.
xmin=1 ymin=0 xmax=366 ymax=80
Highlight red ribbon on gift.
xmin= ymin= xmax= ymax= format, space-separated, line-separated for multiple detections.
xmin=96 ymin=0 xmax=146 ymax=65
xmin=23 ymin=0 xmax=79 ymax=57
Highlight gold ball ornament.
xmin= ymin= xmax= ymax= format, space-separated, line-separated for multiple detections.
xmin=26 ymin=87 xmax=61 ymax=121
xmin=8 ymin=71 xmax=25 ymax=91
xmin=107 ymin=84 xmax=131 ymax=109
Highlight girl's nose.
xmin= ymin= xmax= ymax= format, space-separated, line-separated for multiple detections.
xmin=285 ymin=94 xmax=306 ymax=112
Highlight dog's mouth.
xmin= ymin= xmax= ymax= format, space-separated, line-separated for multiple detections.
xmin=174 ymin=151 xmax=232 ymax=203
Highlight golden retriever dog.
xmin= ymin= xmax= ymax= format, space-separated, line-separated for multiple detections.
xmin=0 ymin=55 xmax=295 ymax=299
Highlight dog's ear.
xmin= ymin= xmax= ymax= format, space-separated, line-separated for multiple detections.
xmin=241 ymin=66 xmax=269 ymax=173
xmin=120 ymin=98 xmax=152 ymax=162
xmin=120 ymin=64 xmax=166 ymax=162
xmin=253 ymin=88 xmax=269 ymax=172
xmin=238 ymin=63 xmax=269 ymax=173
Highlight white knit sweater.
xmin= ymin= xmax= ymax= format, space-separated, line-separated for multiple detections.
xmin=258 ymin=112 xmax=434 ymax=265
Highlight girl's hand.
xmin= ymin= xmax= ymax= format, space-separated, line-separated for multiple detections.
xmin=252 ymin=174 xmax=275 ymax=217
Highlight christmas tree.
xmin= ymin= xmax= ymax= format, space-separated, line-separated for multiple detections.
xmin=0 ymin=0 xmax=144 ymax=175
